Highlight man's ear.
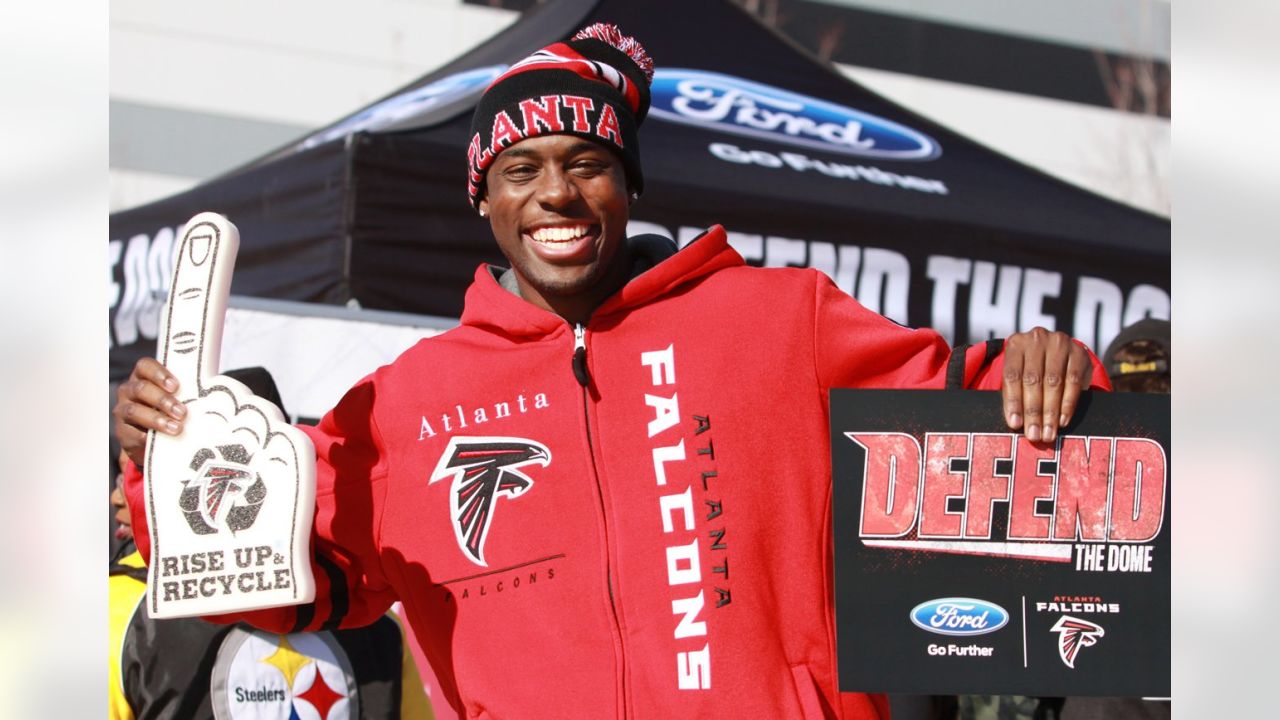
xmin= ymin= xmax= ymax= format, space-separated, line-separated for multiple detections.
xmin=478 ymin=196 xmax=490 ymax=218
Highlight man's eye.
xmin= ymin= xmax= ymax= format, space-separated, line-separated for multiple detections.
xmin=572 ymin=161 xmax=606 ymax=175
xmin=502 ymin=166 xmax=537 ymax=181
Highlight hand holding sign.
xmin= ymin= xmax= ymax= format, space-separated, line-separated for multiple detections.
xmin=133 ymin=213 xmax=316 ymax=618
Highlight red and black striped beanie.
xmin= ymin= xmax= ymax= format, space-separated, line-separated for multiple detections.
xmin=467 ymin=23 xmax=655 ymax=209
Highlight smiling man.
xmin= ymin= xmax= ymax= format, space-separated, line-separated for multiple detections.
xmin=464 ymin=26 xmax=653 ymax=327
xmin=116 ymin=24 xmax=1108 ymax=719
xmin=480 ymin=135 xmax=633 ymax=323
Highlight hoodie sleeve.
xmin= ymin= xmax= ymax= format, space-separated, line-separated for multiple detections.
xmin=124 ymin=375 xmax=399 ymax=633
xmin=810 ymin=271 xmax=1108 ymax=391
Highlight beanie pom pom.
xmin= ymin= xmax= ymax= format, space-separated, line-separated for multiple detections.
xmin=572 ymin=23 xmax=655 ymax=85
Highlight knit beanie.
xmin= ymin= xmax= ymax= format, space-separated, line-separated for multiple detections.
xmin=466 ymin=23 xmax=655 ymax=209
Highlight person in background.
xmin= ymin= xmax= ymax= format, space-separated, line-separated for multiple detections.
xmin=1101 ymin=319 xmax=1170 ymax=395
xmin=109 ymin=367 xmax=435 ymax=720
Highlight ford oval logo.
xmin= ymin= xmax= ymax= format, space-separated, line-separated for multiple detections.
xmin=302 ymin=65 xmax=506 ymax=149
xmin=910 ymin=598 xmax=1009 ymax=636
xmin=649 ymin=68 xmax=940 ymax=161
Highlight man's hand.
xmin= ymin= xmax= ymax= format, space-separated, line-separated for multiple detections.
xmin=1002 ymin=327 xmax=1094 ymax=443
xmin=114 ymin=357 xmax=187 ymax=468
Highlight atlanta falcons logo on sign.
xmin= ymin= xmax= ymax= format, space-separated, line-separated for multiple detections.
xmin=429 ymin=437 xmax=551 ymax=567
xmin=1051 ymin=615 xmax=1105 ymax=668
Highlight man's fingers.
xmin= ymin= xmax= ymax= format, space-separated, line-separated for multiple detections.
xmin=156 ymin=212 xmax=239 ymax=398
xmin=1002 ymin=344 xmax=1025 ymax=430
xmin=116 ymin=397 xmax=183 ymax=437
xmin=1039 ymin=334 xmax=1071 ymax=443
xmin=1058 ymin=345 xmax=1093 ymax=428
xmin=117 ymin=362 xmax=186 ymax=420
xmin=114 ymin=358 xmax=189 ymax=466
xmin=1004 ymin=328 xmax=1069 ymax=443
xmin=135 ymin=356 xmax=179 ymax=394
xmin=1020 ymin=354 xmax=1045 ymax=442
xmin=138 ymin=381 xmax=187 ymax=422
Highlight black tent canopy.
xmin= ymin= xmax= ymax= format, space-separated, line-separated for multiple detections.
xmin=109 ymin=0 xmax=1169 ymax=381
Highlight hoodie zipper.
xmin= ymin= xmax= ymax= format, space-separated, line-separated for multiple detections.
xmin=572 ymin=322 xmax=629 ymax=717
xmin=572 ymin=323 xmax=590 ymax=387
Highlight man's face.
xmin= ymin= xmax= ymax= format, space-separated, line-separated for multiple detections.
xmin=479 ymin=134 xmax=631 ymax=319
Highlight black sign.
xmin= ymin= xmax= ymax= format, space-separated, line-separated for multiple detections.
xmin=830 ymin=389 xmax=1169 ymax=696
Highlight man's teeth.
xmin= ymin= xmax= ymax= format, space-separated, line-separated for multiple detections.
xmin=531 ymin=226 xmax=590 ymax=243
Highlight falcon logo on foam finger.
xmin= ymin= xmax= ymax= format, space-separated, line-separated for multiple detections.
xmin=143 ymin=212 xmax=317 ymax=619
xmin=179 ymin=443 xmax=263 ymax=534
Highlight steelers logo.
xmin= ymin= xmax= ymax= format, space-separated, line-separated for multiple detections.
xmin=211 ymin=626 xmax=357 ymax=719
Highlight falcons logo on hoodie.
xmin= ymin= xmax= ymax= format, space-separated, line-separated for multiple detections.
xmin=1051 ymin=615 xmax=1105 ymax=668
xmin=429 ymin=437 xmax=552 ymax=567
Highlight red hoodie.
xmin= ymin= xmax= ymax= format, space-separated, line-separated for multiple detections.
xmin=128 ymin=226 xmax=1107 ymax=719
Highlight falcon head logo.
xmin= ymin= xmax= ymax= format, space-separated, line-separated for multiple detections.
xmin=429 ymin=437 xmax=551 ymax=567
xmin=1051 ymin=615 xmax=1105 ymax=668
xmin=178 ymin=444 xmax=267 ymax=535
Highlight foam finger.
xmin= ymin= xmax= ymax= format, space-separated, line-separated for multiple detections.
xmin=155 ymin=212 xmax=239 ymax=398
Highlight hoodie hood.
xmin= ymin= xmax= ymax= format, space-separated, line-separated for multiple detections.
xmin=459 ymin=225 xmax=743 ymax=337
